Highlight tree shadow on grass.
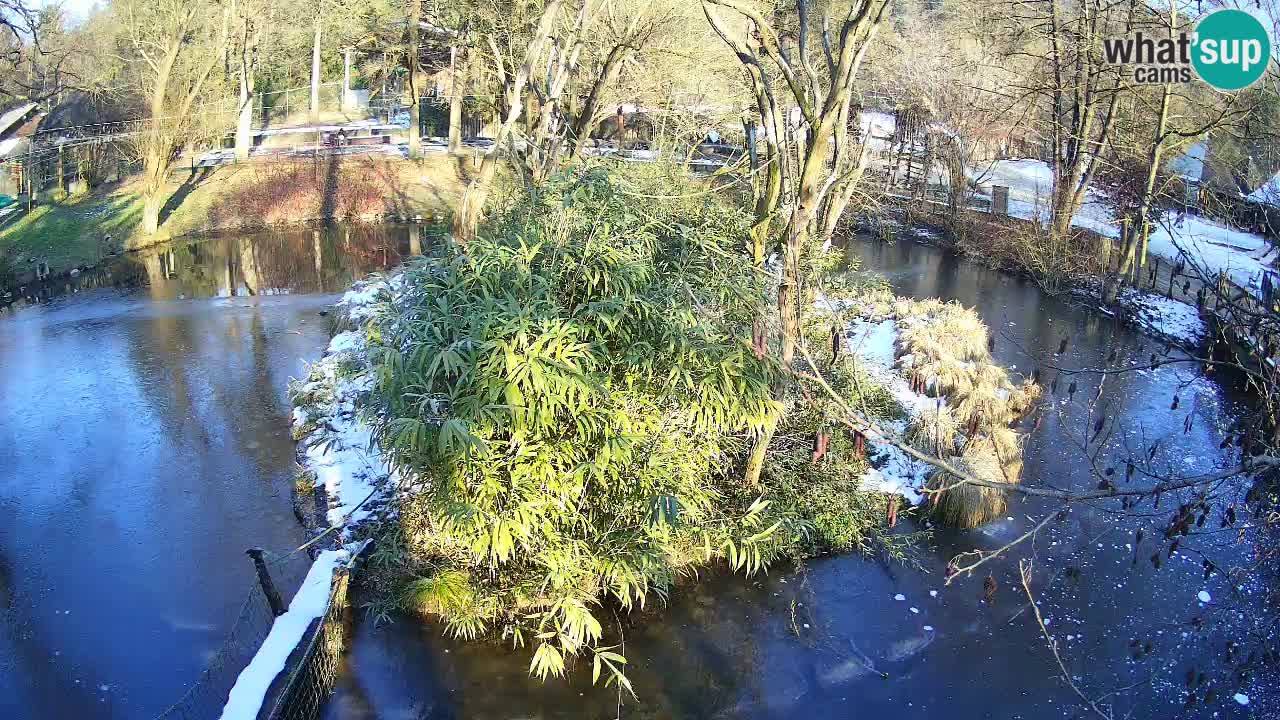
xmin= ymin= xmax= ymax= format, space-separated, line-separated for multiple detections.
xmin=159 ymin=166 xmax=215 ymax=226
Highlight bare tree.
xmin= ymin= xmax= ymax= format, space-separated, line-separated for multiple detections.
xmin=1097 ymin=6 xmax=1254 ymax=304
xmin=116 ymin=0 xmax=231 ymax=237
xmin=703 ymin=0 xmax=890 ymax=486
xmin=451 ymin=0 xmax=566 ymax=240
xmin=233 ymin=1 xmax=265 ymax=160
xmin=998 ymin=0 xmax=1129 ymax=249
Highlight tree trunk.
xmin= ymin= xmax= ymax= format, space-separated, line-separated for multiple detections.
xmin=140 ymin=145 xmax=168 ymax=235
xmin=448 ymin=46 xmax=462 ymax=153
xmin=1103 ymin=78 xmax=1171 ymax=305
xmin=310 ymin=14 xmax=322 ymax=121
xmin=408 ymin=0 xmax=422 ymax=158
xmin=235 ymin=63 xmax=255 ymax=160
xmin=452 ymin=0 xmax=564 ymax=240
xmin=570 ymin=43 xmax=628 ymax=159
xmin=454 ymin=151 xmax=499 ymax=242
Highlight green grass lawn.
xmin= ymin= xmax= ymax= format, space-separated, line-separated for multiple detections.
xmin=0 ymin=188 xmax=143 ymax=283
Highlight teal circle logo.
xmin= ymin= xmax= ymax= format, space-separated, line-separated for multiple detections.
xmin=1192 ymin=9 xmax=1271 ymax=91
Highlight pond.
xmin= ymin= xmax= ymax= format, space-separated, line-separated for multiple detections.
xmin=319 ymin=235 xmax=1276 ymax=719
xmin=0 ymin=224 xmax=428 ymax=719
xmin=1 ymin=226 xmax=1272 ymax=719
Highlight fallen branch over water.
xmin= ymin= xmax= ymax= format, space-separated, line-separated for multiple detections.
xmin=792 ymin=339 xmax=1279 ymax=504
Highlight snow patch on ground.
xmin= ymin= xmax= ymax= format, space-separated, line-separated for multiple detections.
xmin=1146 ymin=214 xmax=1277 ymax=294
xmin=1115 ymin=288 xmax=1207 ymax=347
xmin=841 ymin=317 xmax=937 ymax=505
xmin=293 ymin=279 xmax=399 ymax=531
xmin=971 ymin=159 xmax=1275 ymax=297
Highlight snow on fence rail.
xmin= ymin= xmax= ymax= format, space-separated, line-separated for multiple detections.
xmin=220 ymin=548 xmax=362 ymax=720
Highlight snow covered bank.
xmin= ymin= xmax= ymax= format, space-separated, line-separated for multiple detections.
xmin=1112 ymin=287 xmax=1208 ymax=347
xmin=220 ymin=277 xmax=400 ymax=719
xmin=1146 ymin=213 xmax=1277 ymax=294
xmin=843 ymin=317 xmax=932 ymax=505
xmin=290 ymin=277 xmax=401 ymax=533
xmin=972 ymin=159 xmax=1275 ymax=296
xmin=819 ymin=294 xmax=1039 ymax=520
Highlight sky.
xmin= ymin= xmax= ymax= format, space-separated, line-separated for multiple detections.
xmin=34 ymin=0 xmax=100 ymax=25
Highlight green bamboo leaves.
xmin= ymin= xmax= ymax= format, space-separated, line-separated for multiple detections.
xmin=366 ymin=165 xmax=783 ymax=691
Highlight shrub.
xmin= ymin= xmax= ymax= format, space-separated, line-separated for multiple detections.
xmin=365 ymin=165 xmax=797 ymax=688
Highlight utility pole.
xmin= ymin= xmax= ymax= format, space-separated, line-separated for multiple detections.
xmin=310 ymin=12 xmax=322 ymax=122
xmin=342 ymin=47 xmax=353 ymax=113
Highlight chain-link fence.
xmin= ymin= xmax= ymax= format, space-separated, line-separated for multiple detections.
xmin=151 ymin=557 xmax=310 ymax=720
xmin=258 ymin=84 xmax=348 ymax=128
xmin=261 ymin=567 xmax=352 ymax=720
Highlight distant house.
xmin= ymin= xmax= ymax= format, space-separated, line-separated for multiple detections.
xmin=0 ymin=103 xmax=41 ymax=197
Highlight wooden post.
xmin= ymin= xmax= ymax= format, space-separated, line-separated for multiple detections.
xmin=991 ymin=185 xmax=1009 ymax=216
xmin=246 ymin=547 xmax=287 ymax=617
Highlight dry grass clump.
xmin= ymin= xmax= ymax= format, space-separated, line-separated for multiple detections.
xmin=894 ymin=301 xmax=1041 ymax=529
xmin=952 ymin=377 xmax=1011 ymax=433
xmin=905 ymin=404 xmax=960 ymax=456
xmin=983 ymin=426 xmax=1025 ymax=481
xmin=930 ymin=307 xmax=991 ymax=362
xmin=926 ymin=444 xmax=1009 ymax=528
xmin=915 ymin=357 xmax=974 ymax=397
xmin=1006 ymin=378 xmax=1042 ymax=417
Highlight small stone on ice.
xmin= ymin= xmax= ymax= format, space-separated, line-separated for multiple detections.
xmin=894 ymin=593 xmax=905 ymax=601
xmin=1198 ymin=590 xmax=1211 ymax=603
xmin=1233 ymin=693 xmax=1249 ymax=706
xmin=929 ymin=590 xmax=938 ymax=597
xmin=910 ymin=607 xmax=919 ymax=614
xmin=923 ymin=625 xmax=934 ymax=631
xmin=1043 ymin=618 xmax=1051 ymax=626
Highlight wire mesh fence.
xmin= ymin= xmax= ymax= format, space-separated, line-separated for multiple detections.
xmin=258 ymin=84 xmax=347 ymax=127
xmin=150 ymin=558 xmax=313 ymax=720
xmin=261 ymin=568 xmax=352 ymax=720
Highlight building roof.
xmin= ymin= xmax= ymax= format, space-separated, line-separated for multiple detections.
xmin=0 ymin=103 xmax=37 ymax=138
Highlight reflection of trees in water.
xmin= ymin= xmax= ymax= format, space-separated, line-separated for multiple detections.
xmin=2 ymin=224 xmax=422 ymax=310
xmin=399 ymin=582 xmax=771 ymax=720
xmin=136 ymin=224 xmax=416 ymax=300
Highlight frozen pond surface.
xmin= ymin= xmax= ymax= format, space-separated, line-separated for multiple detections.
xmin=0 ymin=224 xmax=425 ymax=718
xmin=321 ymin=235 xmax=1276 ymax=720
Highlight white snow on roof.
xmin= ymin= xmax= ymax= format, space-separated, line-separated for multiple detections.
xmin=1247 ymin=171 xmax=1280 ymax=206
xmin=0 ymin=103 xmax=36 ymax=135
xmin=0 ymin=137 xmax=21 ymax=158
xmin=1168 ymin=141 xmax=1207 ymax=183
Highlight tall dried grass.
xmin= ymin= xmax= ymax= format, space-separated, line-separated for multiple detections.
xmin=895 ymin=300 xmax=1040 ymax=528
